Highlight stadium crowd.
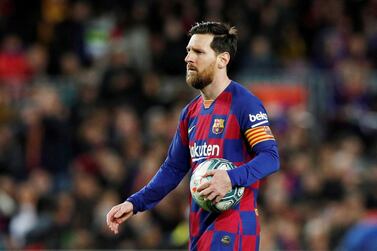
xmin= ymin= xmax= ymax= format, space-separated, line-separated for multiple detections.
xmin=0 ymin=0 xmax=376 ymax=250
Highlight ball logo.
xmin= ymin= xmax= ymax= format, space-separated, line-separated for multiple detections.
xmin=212 ymin=118 xmax=225 ymax=134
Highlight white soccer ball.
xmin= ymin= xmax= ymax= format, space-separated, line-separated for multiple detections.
xmin=190 ymin=158 xmax=244 ymax=212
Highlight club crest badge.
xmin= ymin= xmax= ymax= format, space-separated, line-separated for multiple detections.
xmin=212 ymin=118 xmax=225 ymax=134
xmin=221 ymin=235 xmax=231 ymax=245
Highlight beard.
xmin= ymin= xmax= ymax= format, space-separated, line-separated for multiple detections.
xmin=186 ymin=63 xmax=215 ymax=90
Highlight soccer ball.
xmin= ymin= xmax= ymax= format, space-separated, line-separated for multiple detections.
xmin=190 ymin=158 xmax=244 ymax=212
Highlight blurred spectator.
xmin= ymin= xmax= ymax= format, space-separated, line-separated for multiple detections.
xmin=337 ymin=179 xmax=377 ymax=251
xmin=26 ymin=44 xmax=49 ymax=84
xmin=121 ymin=1 xmax=152 ymax=73
xmin=49 ymin=0 xmax=92 ymax=74
xmin=98 ymin=47 xmax=142 ymax=109
xmin=157 ymin=16 xmax=186 ymax=75
xmin=0 ymin=176 xmax=16 ymax=233
xmin=0 ymin=34 xmax=30 ymax=87
xmin=38 ymin=0 xmax=68 ymax=45
xmin=278 ymin=23 xmax=307 ymax=67
xmin=238 ymin=35 xmax=280 ymax=75
xmin=138 ymin=72 xmax=167 ymax=112
xmin=0 ymin=125 xmax=24 ymax=178
xmin=9 ymin=182 xmax=38 ymax=247
xmin=21 ymin=86 xmax=72 ymax=178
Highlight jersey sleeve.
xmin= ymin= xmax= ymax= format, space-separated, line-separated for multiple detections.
xmin=227 ymin=92 xmax=280 ymax=187
xmin=127 ymin=107 xmax=191 ymax=213
xmin=238 ymin=95 xmax=275 ymax=148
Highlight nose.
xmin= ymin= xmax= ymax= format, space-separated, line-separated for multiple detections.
xmin=185 ymin=51 xmax=193 ymax=63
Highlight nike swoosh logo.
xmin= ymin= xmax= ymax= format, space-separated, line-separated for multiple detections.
xmin=188 ymin=125 xmax=196 ymax=134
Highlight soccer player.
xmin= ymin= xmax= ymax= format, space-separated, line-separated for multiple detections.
xmin=106 ymin=21 xmax=280 ymax=250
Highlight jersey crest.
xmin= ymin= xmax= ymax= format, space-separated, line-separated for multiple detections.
xmin=212 ymin=118 xmax=225 ymax=134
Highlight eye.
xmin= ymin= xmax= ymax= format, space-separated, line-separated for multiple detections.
xmin=193 ymin=49 xmax=204 ymax=54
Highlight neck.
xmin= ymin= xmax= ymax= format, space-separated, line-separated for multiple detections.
xmin=200 ymin=73 xmax=231 ymax=100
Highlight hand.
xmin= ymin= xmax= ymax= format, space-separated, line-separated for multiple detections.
xmin=106 ymin=201 xmax=134 ymax=234
xmin=197 ymin=169 xmax=232 ymax=203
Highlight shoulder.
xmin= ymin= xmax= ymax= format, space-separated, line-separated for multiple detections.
xmin=229 ymin=81 xmax=264 ymax=108
xmin=229 ymin=81 xmax=270 ymax=129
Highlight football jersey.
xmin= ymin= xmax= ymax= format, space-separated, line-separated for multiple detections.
xmin=128 ymin=81 xmax=279 ymax=251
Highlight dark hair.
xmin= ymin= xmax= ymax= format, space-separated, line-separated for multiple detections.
xmin=188 ymin=21 xmax=238 ymax=62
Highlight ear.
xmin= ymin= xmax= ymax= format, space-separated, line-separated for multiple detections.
xmin=217 ymin=52 xmax=230 ymax=69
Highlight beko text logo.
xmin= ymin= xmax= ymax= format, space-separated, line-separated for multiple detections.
xmin=249 ymin=112 xmax=268 ymax=122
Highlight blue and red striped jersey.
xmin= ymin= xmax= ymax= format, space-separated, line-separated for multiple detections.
xmin=128 ymin=81 xmax=279 ymax=250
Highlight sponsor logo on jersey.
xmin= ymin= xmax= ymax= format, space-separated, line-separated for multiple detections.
xmin=212 ymin=118 xmax=225 ymax=134
xmin=249 ymin=112 xmax=269 ymax=127
xmin=221 ymin=235 xmax=231 ymax=245
xmin=188 ymin=125 xmax=196 ymax=134
xmin=249 ymin=112 xmax=268 ymax=122
xmin=190 ymin=142 xmax=220 ymax=162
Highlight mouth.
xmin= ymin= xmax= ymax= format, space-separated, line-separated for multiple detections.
xmin=187 ymin=65 xmax=197 ymax=72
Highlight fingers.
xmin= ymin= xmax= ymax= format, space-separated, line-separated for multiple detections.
xmin=111 ymin=223 xmax=119 ymax=234
xmin=106 ymin=206 xmax=118 ymax=226
xmin=115 ymin=211 xmax=133 ymax=224
xmin=106 ymin=207 xmax=121 ymax=234
xmin=199 ymin=187 xmax=211 ymax=197
xmin=197 ymin=170 xmax=217 ymax=192
xmin=199 ymin=185 xmax=219 ymax=201
xmin=205 ymin=191 xmax=218 ymax=201
xmin=198 ymin=180 xmax=225 ymax=202
xmin=197 ymin=170 xmax=229 ymax=202
xmin=106 ymin=202 xmax=134 ymax=234
xmin=196 ymin=180 xmax=210 ymax=192
xmin=200 ymin=188 xmax=224 ymax=201
xmin=203 ymin=170 xmax=216 ymax=177
xmin=114 ymin=207 xmax=127 ymax=218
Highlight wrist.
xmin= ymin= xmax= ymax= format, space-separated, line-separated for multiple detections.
xmin=226 ymin=169 xmax=237 ymax=187
xmin=125 ymin=198 xmax=137 ymax=214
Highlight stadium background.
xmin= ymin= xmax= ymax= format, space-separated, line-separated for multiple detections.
xmin=0 ymin=0 xmax=376 ymax=250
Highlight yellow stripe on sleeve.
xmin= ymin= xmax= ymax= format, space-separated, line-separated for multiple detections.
xmin=245 ymin=126 xmax=275 ymax=148
xmin=245 ymin=127 xmax=264 ymax=138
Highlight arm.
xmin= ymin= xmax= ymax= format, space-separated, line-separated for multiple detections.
xmin=228 ymin=93 xmax=280 ymax=186
xmin=198 ymin=138 xmax=279 ymax=202
xmin=227 ymin=141 xmax=279 ymax=187
xmin=127 ymin=106 xmax=191 ymax=212
xmin=106 ymin=109 xmax=191 ymax=233
xmin=127 ymin=130 xmax=191 ymax=212
xmin=198 ymin=92 xmax=279 ymax=201
xmin=197 ymin=93 xmax=279 ymax=203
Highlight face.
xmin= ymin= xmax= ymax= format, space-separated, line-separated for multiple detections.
xmin=185 ymin=34 xmax=217 ymax=90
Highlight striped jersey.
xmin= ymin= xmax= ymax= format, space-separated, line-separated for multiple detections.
xmin=128 ymin=81 xmax=279 ymax=250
